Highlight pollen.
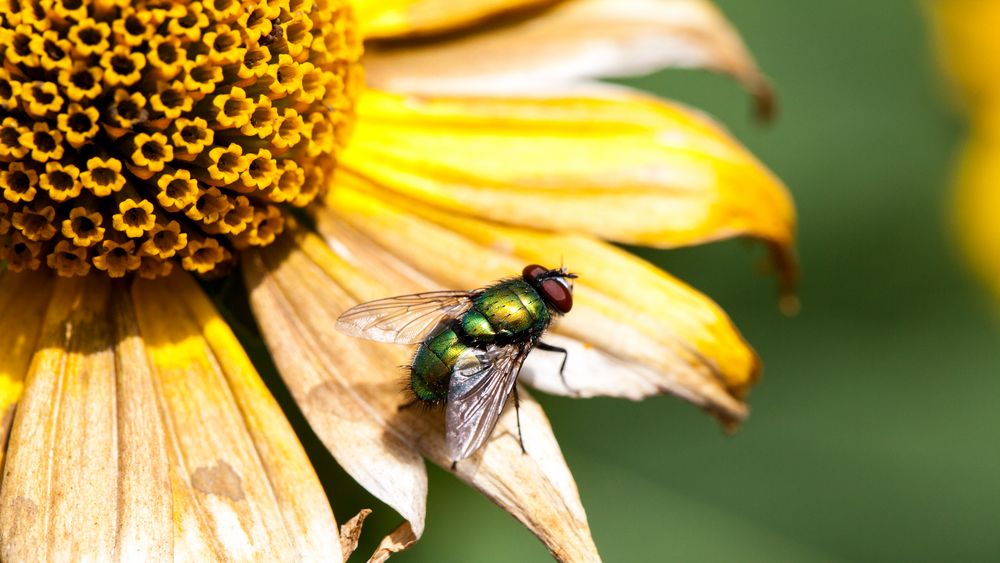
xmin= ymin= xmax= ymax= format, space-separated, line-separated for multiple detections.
xmin=0 ymin=0 xmax=363 ymax=278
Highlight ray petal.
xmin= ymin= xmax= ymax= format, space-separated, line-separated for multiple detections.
xmin=0 ymin=271 xmax=340 ymax=560
xmin=343 ymin=89 xmax=796 ymax=294
xmin=364 ymin=0 xmax=773 ymax=114
xmin=0 ymin=269 xmax=52 ymax=471
xmin=244 ymin=228 xmax=599 ymax=561
xmin=319 ymin=186 xmax=759 ymax=423
xmin=355 ymin=0 xmax=558 ymax=40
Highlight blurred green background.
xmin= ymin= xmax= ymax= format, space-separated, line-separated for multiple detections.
xmin=244 ymin=1 xmax=1000 ymax=561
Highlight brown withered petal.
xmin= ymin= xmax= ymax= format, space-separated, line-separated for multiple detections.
xmin=340 ymin=509 xmax=373 ymax=561
xmin=244 ymin=228 xmax=599 ymax=562
xmin=0 ymin=269 xmax=341 ymax=560
xmin=363 ymin=0 xmax=774 ymax=117
xmin=370 ymin=523 xmax=419 ymax=563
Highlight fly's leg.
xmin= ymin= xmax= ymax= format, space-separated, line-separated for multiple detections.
xmin=513 ymin=385 xmax=527 ymax=455
xmin=535 ymin=341 xmax=577 ymax=396
xmin=397 ymin=397 xmax=421 ymax=412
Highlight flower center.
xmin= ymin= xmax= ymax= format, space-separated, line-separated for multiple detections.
xmin=0 ymin=0 xmax=363 ymax=278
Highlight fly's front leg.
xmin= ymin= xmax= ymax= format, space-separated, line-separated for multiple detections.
xmin=535 ymin=341 xmax=577 ymax=396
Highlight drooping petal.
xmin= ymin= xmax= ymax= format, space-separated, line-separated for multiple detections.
xmin=363 ymin=0 xmax=773 ymax=115
xmin=244 ymin=227 xmax=599 ymax=561
xmin=342 ymin=89 xmax=796 ymax=294
xmin=355 ymin=0 xmax=558 ymax=40
xmin=320 ymin=185 xmax=756 ymax=423
xmin=0 ymin=271 xmax=340 ymax=560
xmin=243 ymin=232 xmax=430 ymax=544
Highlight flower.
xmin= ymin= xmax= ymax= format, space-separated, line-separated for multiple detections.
xmin=934 ymin=0 xmax=1000 ymax=300
xmin=0 ymin=0 xmax=796 ymax=560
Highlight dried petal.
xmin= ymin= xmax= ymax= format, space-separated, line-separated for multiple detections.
xmin=244 ymin=228 xmax=599 ymax=561
xmin=321 ymin=186 xmax=757 ymax=423
xmin=364 ymin=0 xmax=773 ymax=114
xmin=339 ymin=509 xmax=372 ymax=561
xmin=0 ymin=271 xmax=339 ymax=560
xmin=0 ymin=270 xmax=54 ymax=471
xmin=369 ymin=522 xmax=418 ymax=563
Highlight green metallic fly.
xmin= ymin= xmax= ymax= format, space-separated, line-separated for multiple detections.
xmin=336 ymin=265 xmax=577 ymax=462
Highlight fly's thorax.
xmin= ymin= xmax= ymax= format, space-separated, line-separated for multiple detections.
xmin=410 ymin=327 xmax=466 ymax=403
xmin=465 ymin=279 xmax=550 ymax=344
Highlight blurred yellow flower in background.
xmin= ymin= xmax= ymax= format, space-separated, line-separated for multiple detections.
xmin=0 ymin=0 xmax=795 ymax=560
xmin=934 ymin=0 xmax=1000 ymax=300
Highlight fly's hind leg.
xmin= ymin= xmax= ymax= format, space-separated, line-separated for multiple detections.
xmin=513 ymin=385 xmax=527 ymax=455
xmin=535 ymin=341 xmax=578 ymax=396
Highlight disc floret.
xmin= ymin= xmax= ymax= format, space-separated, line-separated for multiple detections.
xmin=0 ymin=0 xmax=363 ymax=278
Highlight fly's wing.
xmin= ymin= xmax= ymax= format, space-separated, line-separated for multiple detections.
xmin=446 ymin=343 xmax=530 ymax=461
xmin=336 ymin=290 xmax=475 ymax=344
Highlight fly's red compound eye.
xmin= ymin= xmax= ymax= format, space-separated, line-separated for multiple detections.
xmin=540 ymin=278 xmax=573 ymax=313
xmin=522 ymin=264 xmax=547 ymax=284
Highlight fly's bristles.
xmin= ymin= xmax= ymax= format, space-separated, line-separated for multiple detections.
xmin=0 ymin=0 xmax=363 ymax=278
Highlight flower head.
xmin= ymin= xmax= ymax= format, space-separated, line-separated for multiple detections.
xmin=0 ymin=0 xmax=363 ymax=278
xmin=0 ymin=0 xmax=797 ymax=561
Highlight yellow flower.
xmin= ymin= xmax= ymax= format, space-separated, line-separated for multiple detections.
xmin=934 ymin=0 xmax=1000 ymax=300
xmin=0 ymin=0 xmax=795 ymax=560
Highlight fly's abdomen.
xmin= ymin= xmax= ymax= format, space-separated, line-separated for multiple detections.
xmin=464 ymin=280 xmax=549 ymax=343
xmin=410 ymin=328 xmax=467 ymax=403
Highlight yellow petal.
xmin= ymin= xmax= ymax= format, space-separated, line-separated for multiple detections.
xmin=244 ymin=227 xmax=599 ymax=561
xmin=0 ymin=274 xmax=169 ymax=560
xmin=364 ymin=0 xmax=773 ymax=115
xmin=0 ymin=271 xmax=339 ymax=560
xmin=320 ymin=185 xmax=756 ymax=422
xmin=932 ymin=0 xmax=1000 ymax=111
xmin=954 ymin=128 xmax=1000 ymax=300
xmin=343 ymin=89 xmax=796 ymax=293
xmin=356 ymin=0 xmax=557 ymax=40
xmin=0 ymin=269 xmax=52 ymax=471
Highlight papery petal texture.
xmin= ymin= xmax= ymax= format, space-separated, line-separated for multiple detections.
xmin=319 ymin=184 xmax=757 ymax=422
xmin=0 ymin=270 xmax=340 ymax=561
xmin=244 ymin=227 xmax=599 ymax=561
xmin=364 ymin=0 xmax=773 ymax=113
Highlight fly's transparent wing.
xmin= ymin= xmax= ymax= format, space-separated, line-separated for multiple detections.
xmin=336 ymin=290 xmax=475 ymax=344
xmin=446 ymin=343 xmax=530 ymax=461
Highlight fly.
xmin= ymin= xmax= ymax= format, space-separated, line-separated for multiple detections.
xmin=336 ymin=264 xmax=577 ymax=463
